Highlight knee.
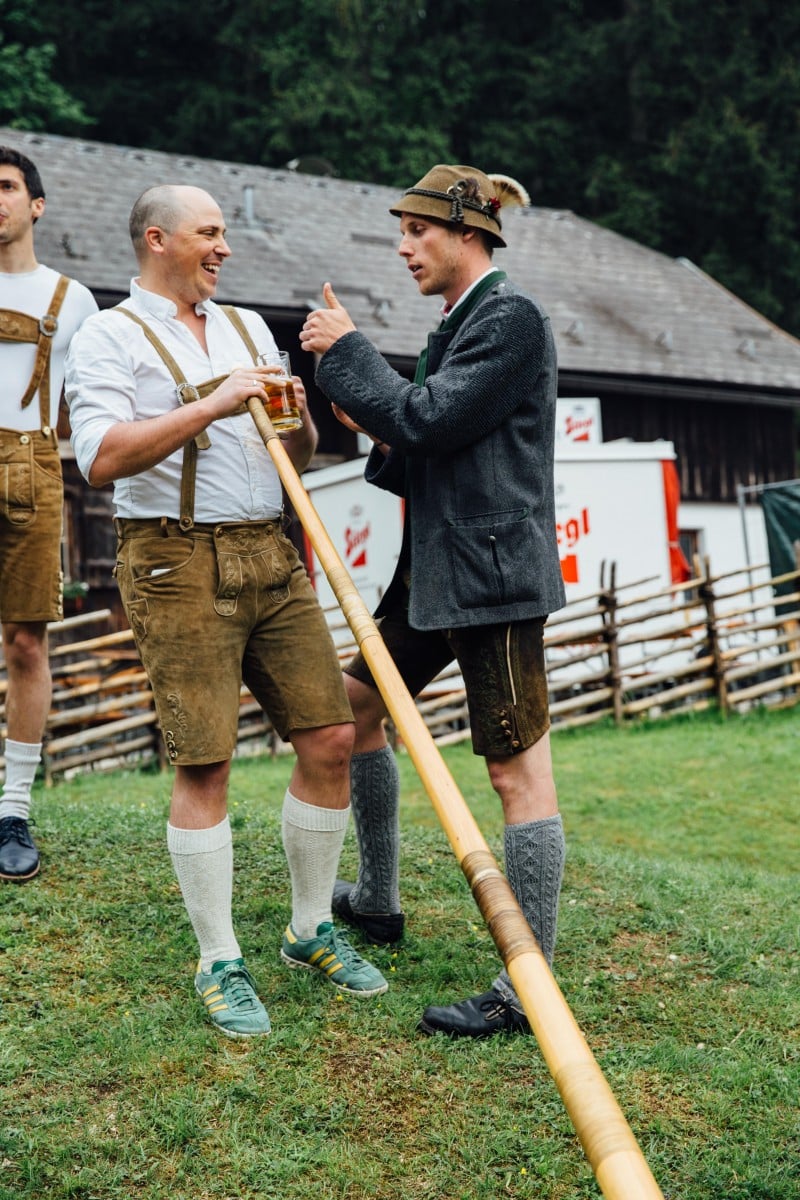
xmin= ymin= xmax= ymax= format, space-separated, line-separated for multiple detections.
xmin=295 ymin=722 xmax=355 ymax=776
xmin=487 ymin=759 xmax=529 ymax=819
xmin=344 ymin=675 xmax=387 ymax=750
xmin=486 ymin=757 xmax=513 ymax=799
xmin=324 ymin=722 xmax=356 ymax=766
xmin=176 ymin=759 xmax=231 ymax=792
xmin=485 ymin=746 xmax=559 ymax=824
xmin=2 ymin=624 xmax=48 ymax=675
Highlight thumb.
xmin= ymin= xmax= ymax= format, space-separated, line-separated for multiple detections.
xmin=322 ymin=281 xmax=342 ymax=310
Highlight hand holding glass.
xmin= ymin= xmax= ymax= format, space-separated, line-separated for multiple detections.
xmin=256 ymin=350 xmax=303 ymax=434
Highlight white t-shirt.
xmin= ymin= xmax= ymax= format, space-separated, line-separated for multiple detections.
xmin=0 ymin=264 xmax=98 ymax=431
xmin=66 ymin=279 xmax=284 ymax=522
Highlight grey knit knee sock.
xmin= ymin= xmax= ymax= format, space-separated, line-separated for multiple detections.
xmin=493 ymin=814 xmax=565 ymax=1005
xmin=349 ymin=745 xmax=402 ymax=915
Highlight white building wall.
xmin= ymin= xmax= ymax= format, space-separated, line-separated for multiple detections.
xmin=679 ymin=500 xmax=769 ymax=577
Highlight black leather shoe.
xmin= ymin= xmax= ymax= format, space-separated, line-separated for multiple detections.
xmin=0 ymin=817 xmax=40 ymax=882
xmin=331 ymin=880 xmax=405 ymax=945
xmin=418 ymin=989 xmax=530 ymax=1038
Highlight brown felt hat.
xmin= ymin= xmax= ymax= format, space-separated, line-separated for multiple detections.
xmin=389 ymin=164 xmax=530 ymax=248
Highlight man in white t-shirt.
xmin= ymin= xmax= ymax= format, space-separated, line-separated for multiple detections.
xmin=0 ymin=146 xmax=97 ymax=882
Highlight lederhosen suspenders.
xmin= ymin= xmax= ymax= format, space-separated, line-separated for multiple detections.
xmin=0 ymin=274 xmax=70 ymax=435
xmin=115 ymin=305 xmax=261 ymax=530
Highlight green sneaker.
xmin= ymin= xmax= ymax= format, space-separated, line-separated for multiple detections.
xmin=281 ymin=922 xmax=388 ymax=997
xmin=194 ymin=958 xmax=271 ymax=1038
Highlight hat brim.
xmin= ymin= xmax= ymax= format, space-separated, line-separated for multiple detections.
xmin=389 ymin=194 xmax=507 ymax=248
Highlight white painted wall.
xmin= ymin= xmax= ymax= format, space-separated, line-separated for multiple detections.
xmin=554 ymin=441 xmax=675 ymax=599
xmin=679 ymin=499 xmax=769 ymax=577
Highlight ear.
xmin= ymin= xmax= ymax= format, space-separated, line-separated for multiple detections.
xmin=143 ymin=225 xmax=166 ymax=255
xmin=31 ymin=196 xmax=45 ymax=222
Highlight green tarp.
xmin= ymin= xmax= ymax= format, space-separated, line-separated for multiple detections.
xmin=760 ymin=481 xmax=800 ymax=613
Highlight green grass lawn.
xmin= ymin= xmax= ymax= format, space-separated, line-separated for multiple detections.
xmin=1 ymin=707 xmax=797 ymax=1199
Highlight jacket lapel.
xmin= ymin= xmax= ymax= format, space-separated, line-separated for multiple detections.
xmin=414 ymin=270 xmax=507 ymax=383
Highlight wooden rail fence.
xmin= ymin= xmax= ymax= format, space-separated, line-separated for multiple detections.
xmin=1 ymin=558 xmax=797 ymax=784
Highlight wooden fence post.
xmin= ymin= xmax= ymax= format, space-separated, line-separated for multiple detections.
xmin=782 ymin=541 xmax=800 ymax=699
xmin=698 ymin=555 xmax=729 ymax=714
xmin=789 ymin=542 xmax=800 ymax=674
xmin=42 ymin=738 xmax=54 ymax=789
xmin=600 ymin=563 xmax=624 ymax=725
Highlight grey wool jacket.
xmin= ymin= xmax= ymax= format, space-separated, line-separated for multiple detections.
xmin=315 ymin=276 xmax=566 ymax=630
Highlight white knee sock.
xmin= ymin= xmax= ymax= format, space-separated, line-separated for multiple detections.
xmin=167 ymin=817 xmax=241 ymax=973
xmin=0 ymin=740 xmax=42 ymax=821
xmin=281 ymin=789 xmax=350 ymax=939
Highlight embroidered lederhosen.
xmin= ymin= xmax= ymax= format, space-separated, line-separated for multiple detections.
xmin=115 ymin=305 xmax=261 ymax=530
xmin=0 ymin=273 xmax=70 ymax=436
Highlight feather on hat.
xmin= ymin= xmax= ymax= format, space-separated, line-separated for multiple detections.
xmin=488 ymin=173 xmax=531 ymax=209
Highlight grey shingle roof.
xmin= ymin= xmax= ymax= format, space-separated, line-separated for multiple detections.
xmin=4 ymin=126 xmax=800 ymax=391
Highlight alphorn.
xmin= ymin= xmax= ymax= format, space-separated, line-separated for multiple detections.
xmin=248 ymin=398 xmax=665 ymax=1200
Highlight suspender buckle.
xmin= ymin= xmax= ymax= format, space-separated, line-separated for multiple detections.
xmin=38 ymin=313 xmax=59 ymax=337
xmin=176 ymin=382 xmax=201 ymax=405
xmin=176 ymin=383 xmax=211 ymax=451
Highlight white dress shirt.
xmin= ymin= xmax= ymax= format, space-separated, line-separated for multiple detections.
xmin=1 ymin=265 xmax=97 ymax=430
xmin=66 ymin=280 xmax=284 ymax=522
xmin=439 ymin=267 xmax=499 ymax=321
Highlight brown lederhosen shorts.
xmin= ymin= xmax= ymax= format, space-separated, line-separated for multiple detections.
xmin=344 ymin=581 xmax=550 ymax=758
xmin=0 ymin=427 xmax=64 ymax=624
xmin=114 ymin=517 xmax=353 ymax=765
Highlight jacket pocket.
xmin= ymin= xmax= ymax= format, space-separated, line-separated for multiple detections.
xmin=446 ymin=508 xmax=530 ymax=608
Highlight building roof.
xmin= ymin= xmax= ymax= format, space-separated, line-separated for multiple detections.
xmin=4 ymin=126 xmax=800 ymax=394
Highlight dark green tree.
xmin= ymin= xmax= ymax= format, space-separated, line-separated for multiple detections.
xmin=0 ymin=0 xmax=91 ymax=131
xmin=19 ymin=0 xmax=800 ymax=335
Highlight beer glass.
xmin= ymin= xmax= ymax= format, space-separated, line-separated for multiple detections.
xmin=256 ymin=350 xmax=303 ymax=433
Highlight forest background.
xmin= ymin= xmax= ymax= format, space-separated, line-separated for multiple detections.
xmin=2 ymin=0 xmax=800 ymax=339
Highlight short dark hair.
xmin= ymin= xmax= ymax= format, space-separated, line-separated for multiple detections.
xmin=0 ymin=146 xmax=45 ymax=201
xmin=128 ymin=185 xmax=190 ymax=261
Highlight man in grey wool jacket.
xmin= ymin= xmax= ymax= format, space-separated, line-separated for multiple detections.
xmin=300 ymin=163 xmax=567 ymax=1038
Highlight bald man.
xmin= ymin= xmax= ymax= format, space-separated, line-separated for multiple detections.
xmin=65 ymin=185 xmax=386 ymax=1039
